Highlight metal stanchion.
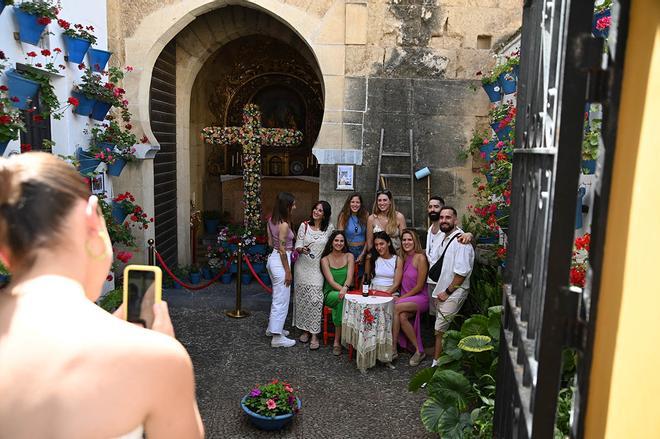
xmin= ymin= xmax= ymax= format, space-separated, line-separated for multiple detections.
xmin=226 ymin=241 xmax=250 ymax=318
xmin=147 ymin=239 xmax=155 ymax=266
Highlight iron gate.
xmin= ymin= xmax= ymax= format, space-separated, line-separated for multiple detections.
xmin=493 ymin=0 xmax=630 ymax=437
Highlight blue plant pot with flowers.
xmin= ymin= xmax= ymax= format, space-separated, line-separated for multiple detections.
xmin=88 ymin=48 xmax=113 ymax=72
xmin=477 ymin=234 xmax=498 ymax=245
xmin=71 ymin=91 xmax=96 ymax=116
xmin=582 ymin=159 xmax=596 ymax=175
xmin=491 ymin=123 xmax=513 ymax=141
xmin=76 ymin=147 xmax=102 ymax=175
xmin=189 ymin=272 xmax=201 ymax=284
xmin=479 ymin=140 xmax=496 ymax=160
xmin=230 ymin=262 xmax=238 ymax=273
xmin=592 ymin=9 xmax=610 ymax=38
xmin=241 ymin=396 xmax=301 ymax=431
xmin=111 ymin=202 xmax=127 ymax=224
xmin=0 ymin=140 xmax=9 ymax=156
xmin=6 ymin=69 xmax=40 ymax=110
xmin=91 ymin=100 xmax=112 ymax=121
xmin=498 ymin=71 xmax=517 ymax=94
xmin=62 ymin=35 xmax=92 ymax=64
xmin=13 ymin=7 xmax=48 ymax=45
xmin=201 ymin=266 xmax=211 ymax=280
xmin=107 ymin=158 xmax=127 ymax=177
xmin=482 ymin=81 xmax=502 ymax=103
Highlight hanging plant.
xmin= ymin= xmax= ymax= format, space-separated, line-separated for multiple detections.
xmin=0 ymin=52 xmax=26 ymax=148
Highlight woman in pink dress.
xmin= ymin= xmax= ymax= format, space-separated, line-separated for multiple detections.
xmin=393 ymin=229 xmax=429 ymax=367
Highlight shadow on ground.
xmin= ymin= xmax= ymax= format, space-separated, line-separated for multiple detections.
xmin=166 ymin=282 xmax=434 ymax=438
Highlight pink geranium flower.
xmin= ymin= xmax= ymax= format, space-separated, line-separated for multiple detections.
xmin=266 ymin=399 xmax=277 ymax=410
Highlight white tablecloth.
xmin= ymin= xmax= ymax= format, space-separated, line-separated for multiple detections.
xmin=341 ymin=294 xmax=394 ymax=371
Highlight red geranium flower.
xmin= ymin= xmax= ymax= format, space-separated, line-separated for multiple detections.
xmin=68 ymin=96 xmax=80 ymax=106
xmin=41 ymin=49 xmax=51 ymax=57
xmin=27 ymin=51 xmax=38 ymax=58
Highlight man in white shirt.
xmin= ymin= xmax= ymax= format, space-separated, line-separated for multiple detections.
xmin=428 ymin=206 xmax=475 ymax=367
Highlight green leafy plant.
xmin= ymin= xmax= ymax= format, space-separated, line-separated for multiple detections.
xmin=98 ymin=288 xmax=122 ymax=313
xmin=582 ymin=125 xmax=600 ymax=160
xmin=88 ymin=120 xmax=138 ymax=162
xmin=57 ymin=19 xmax=97 ymax=44
xmin=0 ymin=260 xmax=10 ymax=276
xmin=0 ymin=53 xmax=26 ymax=143
xmin=18 ymin=0 xmax=60 ymax=21
xmin=595 ymin=0 xmax=612 ymax=13
xmin=244 ymin=379 xmax=299 ymax=417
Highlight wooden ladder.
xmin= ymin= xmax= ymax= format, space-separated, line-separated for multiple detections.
xmin=375 ymin=128 xmax=415 ymax=228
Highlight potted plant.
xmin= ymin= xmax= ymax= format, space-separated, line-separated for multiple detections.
xmin=202 ymin=210 xmax=221 ymax=234
xmin=88 ymin=47 xmax=113 ymax=73
xmin=241 ymin=379 xmax=301 ymax=431
xmin=488 ymin=102 xmax=516 ymax=141
xmin=0 ymin=54 xmax=26 ymax=155
xmin=0 ymin=0 xmax=15 ymax=16
xmin=13 ymin=0 xmax=59 ymax=46
xmin=582 ymin=126 xmax=600 ymax=174
xmin=111 ymin=192 xmax=154 ymax=229
xmin=58 ymin=19 xmax=97 ymax=64
xmin=73 ymin=66 xmax=128 ymax=120
xmin=189 ymin=264 xmax=201 ymax=284
xmin=88 ymin=119 xmax=138 ymax=176
xmin=593 ymin=0 xmax=612 ymax=38
xmin=249 ymin=252 xmax=267 ymax=274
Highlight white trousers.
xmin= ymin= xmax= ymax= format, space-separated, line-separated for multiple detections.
xmin=266 ymin=250 xmax=291 ymax=335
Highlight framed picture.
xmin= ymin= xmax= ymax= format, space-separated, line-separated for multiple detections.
xmin=91 ymin=174 xmax=105 ymax=194
xmin=336 ymin=164 xmax=354 ymax=191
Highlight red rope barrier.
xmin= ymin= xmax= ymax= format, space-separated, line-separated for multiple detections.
xmin=155 ymin=250 xmax=232 ymax=291
xmin=242 ymin=254 xmax=273 ymax=294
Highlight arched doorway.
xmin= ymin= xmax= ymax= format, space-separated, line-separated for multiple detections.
xmin=188 ymin=7 xmax=324 ymax=227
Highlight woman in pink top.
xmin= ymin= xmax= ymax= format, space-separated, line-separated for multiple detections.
xmin=266 ymin=192 xmax=297 ymax=348
xmin=393 ymin=229 xmax=429 ymax=367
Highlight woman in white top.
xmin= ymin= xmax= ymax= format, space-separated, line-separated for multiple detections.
xmin=365 ymin=231 xmax=403 ymax=294
xmin=0 ymin=153 xmax=204 ymax=439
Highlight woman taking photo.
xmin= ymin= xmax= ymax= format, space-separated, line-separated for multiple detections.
xmin=336 ymin=192 xmax=368 ymax=278
xmin=0 ymin=153 xmax=203 ymax=438
xmin=293 ymin=201 xmax=334 ymax=350
xmin=365 ymin=231 xmax=402 ymax=294
xmin=320 ymin=230 xmax=354 ymax=356
xmin=366 ymin=190 xmax=406 ymax=253
xmin=392 ymin=229 xmax=429 ymax=367
xmin=266 ymin=192 xmax=297 ymax=348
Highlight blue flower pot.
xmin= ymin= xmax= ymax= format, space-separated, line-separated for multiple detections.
xmin=592 ymin=9 xmax=610 ymax=38
xmin=477 ymin=235 xmax=498 ymax=244
xmin=230 ymin=262 xmax=238 ymax=273
xmin=258 ymin=272 xmax=272 ymax=286
xmin=241 ymin=396 xmax=300 ymax=431
xmin=482 ymin=81 xmax=502 ymax=103
xmin=111 ymin=202 xmax=127 ymax=224
xmin=221 ymin=273 xmax=233 ymax=284
xmin=248 ymin=244 xmax=267 ymax=255
xmin=63 ymin=35 xmax=92 ymax=64
xmin=91 ymin=100 xmax=112 ymax=121
xmin=14 ymin=7 xmax=48 ymax=46
xmin=0 ymin=3 xmax=5 ymax=15
xmin=576 ymin=186 xmax=587 ymax=230
xmin=0 ymin=140 xmax=9 ymax=156
xmin=241 ymin=273 xmax=252 ymax=285
xmin=6 ymin=69 xmax=40 ymax=110
xmin=512 ymin=64 xmax=520 ymax=80
xmin=252 ymin=262 xmax=266 ymax=273
xmin=190 ymin=272 xmax=201 ymax=284
xmin=204 ymin=219 xmax=220 ymax=234
xmin=76 ymin=147 xmax=101 ymax=174
xmin=582 ymin=159 xmax=596 ymax=175
xmin=492 ymin=123 xmax=513 ymax=141
xmin=71 ymin=91 xmax=95 ymax=116
xmin=499 ymin=71 xmax=517 ymax=95
xmin=107 ymin=157 xmax=127 ymax=177
xmin=88 ymin=48 xmax=112 ymax=72
xmin=479 ymin=141 xmax=496 ymax=160
xmin=201 ymin=266 xmax=211 ymax=279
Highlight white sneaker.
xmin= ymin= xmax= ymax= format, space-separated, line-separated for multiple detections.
xmin=431 ymin=359 xmax=438 ymax=368
xmin=266 ymin=329 xmax=290 ymax=337
xmin=271 ymin=335 xmax=296 ymax=348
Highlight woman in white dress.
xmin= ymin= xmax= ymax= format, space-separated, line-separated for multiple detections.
xmin=365 ymin=231 xmax=403 ymax=294
xmin=293 ymin=200 xmax=334 ymax=350
xmin=0 ymin=153 xmax=203 ymax=438
xmin=366 ymin=190 xmax=406 ymax=253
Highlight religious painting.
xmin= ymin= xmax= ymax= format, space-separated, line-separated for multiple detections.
xmin=253 ymin=85 xmax=304 ymax=132
xmin=336 ymin=164 xmax=355 ymax=191
xmin=91 ymin=174 xmax=105 ymax=194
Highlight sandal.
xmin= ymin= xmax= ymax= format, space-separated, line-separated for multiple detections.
xmin=333 ymin=345 xmax=342 ymax=356
xmin=309 ymin=339 xmax=320 ymax=350
xmin=299 ymin=333 xmax=310 ymax=343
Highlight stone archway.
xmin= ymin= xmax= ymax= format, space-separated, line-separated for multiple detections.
xmin=120 ymin=0 xmax=348 ymax=263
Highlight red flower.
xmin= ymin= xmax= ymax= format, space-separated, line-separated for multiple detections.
xmin=68 ymin=96 xmax=80 ymax=106
xmin=116 ymin=251 xmax=133 ymax=263
xmin=41 ymin=49 xmax=51 ymax=57
xmin=37 ymin=17 xmax=51 ymax=26
xmin=0 ymin=85 xmax=7 ymax=91
xmin=106 ymin=274 xmax=113 ymax=282
xmin=570 ymin=266 xmax=586 ymax=288
xmin=497 ymin=246 xmax=507 ymax=259
xmin=125 ymin=123 xmax=132 ymax=130
xmin=57 ymin=19 xmax=70 ymax=29
xmin=27 ymin=51 xmax=38 ymax=58
xmin=596 ymin=16 xmax=611 ymax=31
xmin=78 ymin=63 xmax=86 ymax=70
xmin=0 ymin=115 xmax=11 ymax=124
xmin=32 ymin=115 xmax=43 ymax=122
xmin=130 ymin=215 xmax=138 ymax=222
xmin=140 ymin=135 xmax=149 ymax=143
xmin=20 ymin=144 xmax=32 ymax=153
xmin=54 ymin=47 xmax=62 ymax=53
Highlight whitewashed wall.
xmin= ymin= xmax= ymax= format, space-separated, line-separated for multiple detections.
xmin=0 ymin=0 xmax=108 ymax=158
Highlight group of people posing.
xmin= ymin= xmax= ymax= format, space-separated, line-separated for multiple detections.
xmin=265 ymin=190 xmax=475 ymax=368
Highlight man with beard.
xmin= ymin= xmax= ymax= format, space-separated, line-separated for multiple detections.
xmin=427 ymin=206 xmax=475 ymax=367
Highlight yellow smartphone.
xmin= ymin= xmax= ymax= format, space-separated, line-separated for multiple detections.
xmin=123 ymin=265 xmax=162 ymax=329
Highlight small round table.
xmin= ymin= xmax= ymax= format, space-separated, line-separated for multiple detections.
xmin=341 ymin=293 xmax=394 ymax=371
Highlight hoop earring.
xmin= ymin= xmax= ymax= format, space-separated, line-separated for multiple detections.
xmin=85 ymin=231 xmax=111 ymax=261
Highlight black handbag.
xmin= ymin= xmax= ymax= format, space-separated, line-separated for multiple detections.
xmin=428 ymin=233 xmax=462 ymax=283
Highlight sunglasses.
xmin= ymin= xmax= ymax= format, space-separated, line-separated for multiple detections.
xmin=376 ymin=190 xmax=392 ymax=197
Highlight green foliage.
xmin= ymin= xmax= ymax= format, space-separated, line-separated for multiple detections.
xmin=554 ymin=386 xmax=574 ymax=439
xmin=244 ymin=380 xmax=299 ymax=417
xmin=19 ymin=0 xmax=59 ymax=19
xmin=0 ymin=261 xmax=9 ymax=276
xmin=582 ymin=124 xmax=600 ymax=160
xmin=428 ymin=370 xmax=473 ymax=411
xmin=458 ymin=335 xmax=493 ymax=352
xmin=98 ymin=288 xmax=122 ymax=313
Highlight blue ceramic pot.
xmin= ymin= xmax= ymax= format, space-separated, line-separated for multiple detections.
xmin=241 ymin=273 xmax=252 ymax=285
xmin=230 ymin=262 xmax=238 ymax=274
xmin=111 ymin=202 xmax=127 ymax=224
xmin=477 ymin=235 xmax=498 ymax=244
xmin=71 ymin=91 xmax=95 ymax=116
xmin=241 ymin=396 xmax=300 ymax=431
xmin=201 ymin=266 xmax=211 ymax=280
xmin=0 ymin=140 xmax=9 ymax=156
xmin=14 ymin=7 xmax=48 ymax=45
xmin=88 ymin=48 xmax=112 ymax=72
xmin=221 ymin=273 xmax=233 ymax=284
xmin=592 ymin=9 xmax=610 ymax=38
xmin=482 ymin=81 xmax=502 ymax=103
xmin=6 ymin=69 xmax=40 ymax=110
xmin=190 ymin=272 xmax=201 ymax=284
xmin=247 ymin=244 xmax=267 ymax=255
xmin=63 ymin=35 xmax=92 ymax=64
xmin=491 ymin=123 xmax=512 ymax=141
xmin=76 ymin=147 xmax=101 ymax=174
xmin=582 ymin=159 xmax=596 ymax=175
xmin=204 ymin=219 xmax=220 ymax=234
xmin=575 ymin=186 xmax=587 ymax=230
xmin=107 ymin=157 xmax=127 ymax=177
xmin=479 ymin=141 xmax=496 ymax=159
xmin=91 ymin=100 xmax=112 ymax=121
xmin=499 ymin=71 xmax=517 ymax=94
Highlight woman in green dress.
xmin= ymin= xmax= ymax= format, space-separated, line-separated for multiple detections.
xmin=320 ymin=230 xmax=355 ymax=356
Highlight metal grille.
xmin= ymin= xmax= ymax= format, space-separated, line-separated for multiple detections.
xmin=493 ymin=0 xmax=630 ymax=437
xmin=150 ymin=41 xmax=178 ymax=266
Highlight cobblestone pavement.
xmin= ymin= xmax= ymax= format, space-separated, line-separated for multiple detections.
xmin=165 ymin=282 xmax=434 ymax=439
